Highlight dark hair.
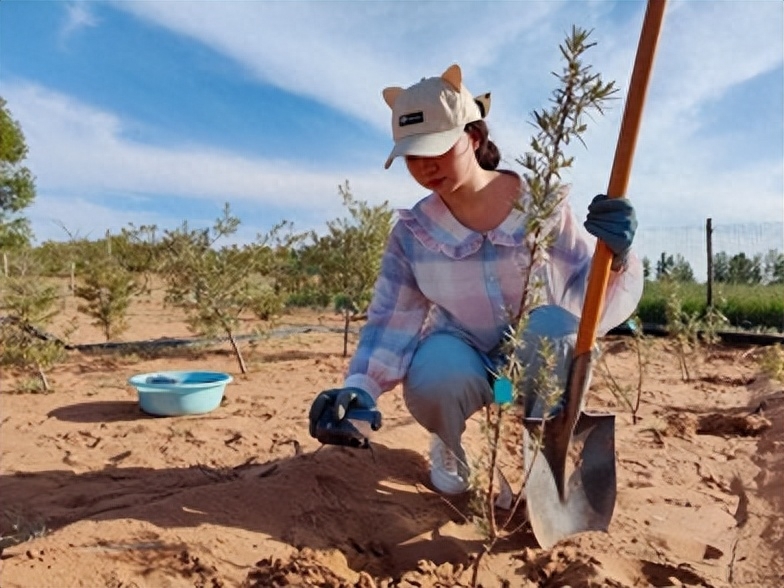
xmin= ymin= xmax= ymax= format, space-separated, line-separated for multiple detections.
xmin=465 ymin=120 xmax=500 ymax=171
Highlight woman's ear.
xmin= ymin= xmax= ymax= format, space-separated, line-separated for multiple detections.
xmin=467 ymin=127 xmax=481 ymax=150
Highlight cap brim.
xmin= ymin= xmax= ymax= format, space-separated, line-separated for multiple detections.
xmin=383 ymin=127 xmax=464 ymax=169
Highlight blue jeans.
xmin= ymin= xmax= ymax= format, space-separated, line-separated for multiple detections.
xmin=402 ymin=305 xmax=580 ymax=465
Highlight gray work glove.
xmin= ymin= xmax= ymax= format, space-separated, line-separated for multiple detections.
xmin=583 ymin=194 xmax=638 ymax=270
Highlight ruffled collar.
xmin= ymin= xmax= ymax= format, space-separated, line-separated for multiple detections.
xmin=398 ymin=183 xmax=528 ymax=260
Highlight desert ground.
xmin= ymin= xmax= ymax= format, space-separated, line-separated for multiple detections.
xmin=1 ymin=286 xmax=782 ymax=587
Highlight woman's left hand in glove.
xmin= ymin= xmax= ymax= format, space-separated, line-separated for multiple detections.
xmin=583 ymin=193 xmax=638 ymax=270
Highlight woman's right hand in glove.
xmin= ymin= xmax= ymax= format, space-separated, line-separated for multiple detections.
xmin=308 ymin=387 xmax=382 ymax=440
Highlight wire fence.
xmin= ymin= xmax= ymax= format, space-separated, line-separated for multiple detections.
xmin=634 ymin=221 xmax=783 ymax=282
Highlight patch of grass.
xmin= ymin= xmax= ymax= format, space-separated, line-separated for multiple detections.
xmin=7 ymin=376 xmax=52 ymax=395
xmin=638 ymin=281 xmax=783 ymax=332
xmin=759 ymin=344 xmax=784 ymax=382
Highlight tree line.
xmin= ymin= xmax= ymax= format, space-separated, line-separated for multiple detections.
xmin=2 ymin=96 xmax=395 ymax=383
xmin=2 ymin=91 xmax=781 ymax=390
xmin=1 ymin=183 xmax=392 ymax=383
xmin=643 ymin=250 xmax=784 ymax=285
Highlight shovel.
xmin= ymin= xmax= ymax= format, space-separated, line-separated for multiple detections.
xmin=523 ymin=0 xmax=667 ymax=549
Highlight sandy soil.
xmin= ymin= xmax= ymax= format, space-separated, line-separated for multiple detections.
xmin=1 ymin=285 xmax=782 ymax=587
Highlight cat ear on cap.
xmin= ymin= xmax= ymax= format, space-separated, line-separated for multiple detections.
xmin=382 ymin=87 xmax=403 ymax=109
xmin=474 ymin=92 xmax=491 ymax=118
xmin=440 ymin=64 xmax=462 ymax=90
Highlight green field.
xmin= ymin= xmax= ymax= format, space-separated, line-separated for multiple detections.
xmin=637 ymin=281 xmax=784 ymax=332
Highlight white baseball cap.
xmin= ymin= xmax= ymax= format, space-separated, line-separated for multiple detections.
xmin=382 ymin=64 xmax=491 ymax=169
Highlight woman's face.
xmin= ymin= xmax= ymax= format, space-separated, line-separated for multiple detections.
xmin=405 ymin=132 xmax=478 ymax=196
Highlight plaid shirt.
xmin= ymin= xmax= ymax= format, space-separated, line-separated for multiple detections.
xmin=344 ymin=186 xmax=643 ymax=400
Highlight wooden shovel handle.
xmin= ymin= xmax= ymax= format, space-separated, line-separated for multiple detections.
xmin=575 ymin=0 xmax=667 ymax=356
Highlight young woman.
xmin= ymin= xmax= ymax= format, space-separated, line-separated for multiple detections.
xmin=309 ymin=64 xmax=643 ymax=495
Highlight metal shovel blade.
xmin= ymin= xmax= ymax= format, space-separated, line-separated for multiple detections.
xmin=517 ymin=0 xmax=666 ymax=551
xmin=522 ymin=353 xmax=617 ymax=549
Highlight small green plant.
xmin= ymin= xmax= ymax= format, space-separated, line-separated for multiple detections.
xmin=160 ymin=204 xmax=302 ymax=374
xmin=75 ymin=254 xmax=144 ymax=341
xmin=665 ymin=285 xmax=733 ymax=381
xmin=111 ymin=223 xmax=163 ymax=291
xmin=246 ymin=278 xmax=285 ymax=322
xmin=597 ymin=317 xmax=650 ymax=424
xmin=308 ymin=181 xmax=393 ymax=357
xmin=700 ymin=302 xmax=730 ymax=352
xmin=468 ymin=26 xmax=617 ymax=586
xmin=0 ymin=274 xmax=71 ymax=392
xmin=665 ymin=287 xmax=701 ymax=381
xmin=759 ymin=344 xmax=783 ymax=382
xmin=9 ymin=375 xmax=49 ymax=394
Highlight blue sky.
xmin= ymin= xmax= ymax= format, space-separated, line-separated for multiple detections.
xmin=1 ymin=0 xmax=782 ymax=275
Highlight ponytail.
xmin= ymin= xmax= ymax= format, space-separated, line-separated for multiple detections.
xmin=465 ymin=120 xmax=500 ymax=171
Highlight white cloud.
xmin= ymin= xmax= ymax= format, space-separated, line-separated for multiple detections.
xmin=4 ymin=82 xmax=422 ymax=243
xmin=60 ymin=1 xmax=98 ymax=41
xmin=655 ymin=1 xmax=783 ymax=107
xmin=6 ymin=0 xmax=783 ymax=249
xmin=499 ymin=0 xmax=784 ymax=223
xmin=6 ymin=83 xmax=405 ymax=203
xmin=112 ymin=0 xmax=783 ymax=226
xmin=114 ymin=0 xmax=565 ymax=131
xmin=115 ymin=0 xmax=778 ymax=132
xmin=28 ymin=195 xmax=154 ymax=243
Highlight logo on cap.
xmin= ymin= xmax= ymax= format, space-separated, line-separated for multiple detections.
xmin=399 ymin=112 xmax=424 ymax=127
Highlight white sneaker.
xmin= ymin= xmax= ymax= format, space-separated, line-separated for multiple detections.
xmin=429 ymin=434 xmax=469 ymax=495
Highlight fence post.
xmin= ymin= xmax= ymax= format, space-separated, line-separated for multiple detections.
xmin=706 ymin=218 xmax=713 ymax=308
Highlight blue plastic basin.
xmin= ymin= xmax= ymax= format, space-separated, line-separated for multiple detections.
xmin=128 ymin=371 xmax=233 ymax=416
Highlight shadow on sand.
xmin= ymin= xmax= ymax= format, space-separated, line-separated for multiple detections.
xmin=0 ymin=440 xmax=534 ymax=579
